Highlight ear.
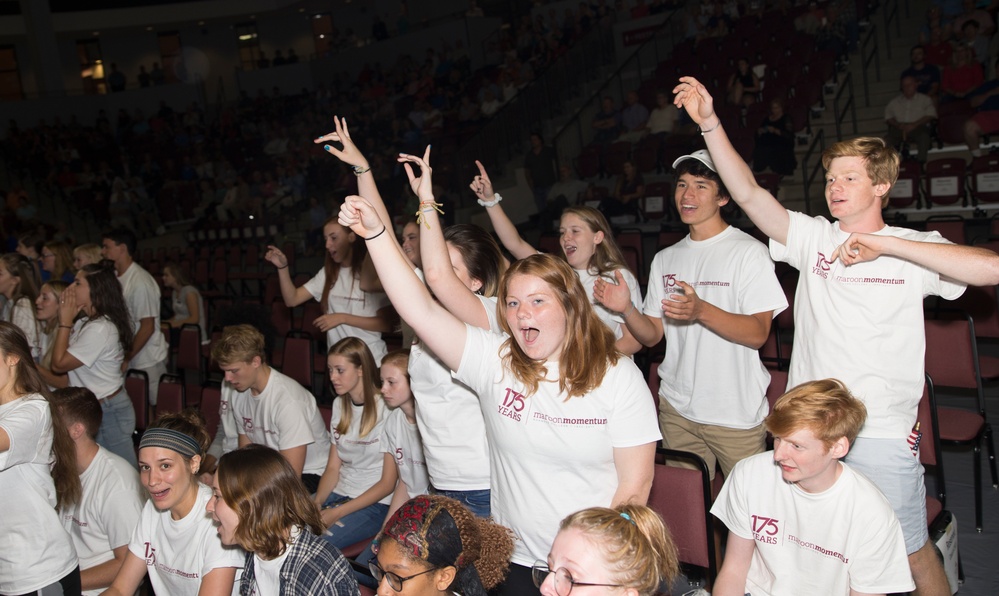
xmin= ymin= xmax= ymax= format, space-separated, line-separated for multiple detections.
xmin=67 ymin=421 xmax=86 ymax=441
xmin=593 ymin=230 xmax=605 ymax=245
xmin=434 ymin=566 xmax=457 ymax=591
xmin=470 ymin=278 xmax=483 ymax=294
xmin=5 ymin=353 xmax=20 ymax=368
xmin=717 ymin=194 xmax=731 ymax=208
xmin=189 ymin=454 xmax=203 ymax=476
xmin=828 ymin=436 xmax=850 ymax=459
xmin=250 ymin=356 xmax=262 ymax=369
xmin=873 ymin=181 xmax=890 ymax=201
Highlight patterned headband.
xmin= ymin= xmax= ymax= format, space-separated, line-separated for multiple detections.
xmin=138 ymin=427 xmax=201 ymax=459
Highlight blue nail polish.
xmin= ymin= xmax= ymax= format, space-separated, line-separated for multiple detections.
xmin=324 ymin=144 xmax=331 ymax=151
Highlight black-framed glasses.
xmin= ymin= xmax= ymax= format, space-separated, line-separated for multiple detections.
xmin=532 ymin=561 xmax=624 ymax=595
xmin=368 ymin=559 xmax=438 ymax=592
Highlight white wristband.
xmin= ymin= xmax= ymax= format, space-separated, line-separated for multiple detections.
xmin=477 ymin=192 xmax=503 ymax=208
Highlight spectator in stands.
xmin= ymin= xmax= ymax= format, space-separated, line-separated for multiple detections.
xmin=885 ymin=76 xmax=937 ymax=162
xmin=604 ymin=160 xmax=645 ymax=221
xmin=102 ymin=229 xmax=169 ymax=407
xmin=72 ymin=243 xmax=101 ymax=270
xmin=962 ymin=19 xmax=990 ymax=66
xmin=728 ymin=58 xmax=761 ymax=107
xmin=42 ymin=241 xmax=76 ymax=284
xmin=137 ymin=65 xmax=150 ymax=88
xmin=547 ymin=163 xmax=590 ymax=207
xmin=524 ymin=132 xmax=558 ymax=213
xmin=620 ymin=90 xmax=650 ymax=141
xmin=963 ymin=61 xmax=999 ymax=156
xmin=107 ymin=64 xmax=126 ymax=93
xmin=0 ymin=253 xmax=42 ymax=361
xmin=162 ymin=263 xmax=207 ymax=344
xmin=0 ymin=322 xmax=82 ymax=596
xmin=753 ymin=98 xmax=798 ymax=176
xmin=210 ymin=324 xmax=331 ymax=491
xmin=536 ymin=505 xmax=678 ymax=596
xmin=53 ymin=386 xmax=143 ymax=596
xmin=954 ymin=0 xmax=994 ymax=36
xmin=592 ymin=96 xmax=622 ymax=144
xmin=712 ymin=380 xmax=915 ymax=595
xmin=941 ymin=45 xmax=984 ymax=102
xmin=480 ymin=89 xmax=503 ymax=117
xmin=16 ymin=230 xmax=45 ymax=281
xmin=52 ymin=262 xmax=135 ymax=466
xmin=208 ymin=445 xmax=361 ymax=595
xmin=373 ymin=495 xmax=514 ymax=595
xmin=648 ymin=91 xmax=679 ymax=136
xmin=104 ymin=412 xmax=243 ymax=595
xmin=36 ymin=280 xmax=68 ymax=387
xmin=922 ymin=27 xmax=953 ymax=69
xmin=901 ymin=45 xmax=941 ymax=98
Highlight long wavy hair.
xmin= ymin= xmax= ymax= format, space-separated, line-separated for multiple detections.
xmin=43 ymin=241 xmax=75 ymax=280
xmin=1 ymin=253 xmax=42 ymax=335
xmin=80 ymin=262 xmax=134 ymax=355
xmin=319 ymin=216 xmax=366 ymax=314
xmin=39 ymin=281 xmax=69 ymax=369
xmin=328 ymin=337 xmax=381 ymax=438
xmin=559 ymin=207 xmax=630 ymax=277
xmin=443 ymin=224 xmax=506 ymax=297
xmin=217 ymin=445 xmax=325 ymax=559
xmin=496 ymin=253 xmax=618 ymax=398
xmin=0 ymin=321 xmax=81 ymax=509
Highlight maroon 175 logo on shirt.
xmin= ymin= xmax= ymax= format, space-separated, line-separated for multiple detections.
xmin=662 ymin=273 xmax=680 ymax=292
xmin=751 ymin=514 xmax=780 ymax=544
xmin=812 ymin=252 xmax=833 ymax=279
xmin=498 ymin=388 xmax=525 ymax=422
xmin=144 ymin=542 xmax=157 ymax=565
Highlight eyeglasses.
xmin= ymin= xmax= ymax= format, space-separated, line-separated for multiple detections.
xmin=41 ymin=253 xmax=55 ymax=259
xmin=368 ymin=559 xmax=438 ymax=592
xmin=532 ymin=561 xmax=624 ymax=595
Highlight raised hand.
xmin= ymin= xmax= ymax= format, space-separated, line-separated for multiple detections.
xmin=469 ymin=160 xmax=496 ymax=204
xmin=830 ymin=233 xmax=885 ymax=267
xmin=672 ymin=76 xmax=717 ymax=126
xmin=593 ymin=270 xmax=634 ymax=314
xmin=338 ymin=196 xmax=384 ymax=238
xmin=315 ymin=116 xmax=369 ymax=169
xmin=264 ymin=245 xmax=289 ymax=269
xmin=397 ymin=146 xmax=434 ymax=200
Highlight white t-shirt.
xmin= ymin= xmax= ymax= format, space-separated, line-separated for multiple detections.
xmin=67 ymin=317 xmax=125 ymax=399
xmin=456 ymin=326 xmax=661 ymax=566
xmin=229 ymin=369 xmax=331 ymax=476
xmin=771 ymin=212 xmax=966 ymax=438
xmin=329 ymin=397 xmax=391 ymax=504
xmin=6 ymin=296 xmax=41 ymax=360
xmin=118 ymin=262 xmax=169 ymax=368
xmin=644 ymin=226 xmax=788 ymax=428
xmin=208 ymin=384 xmax=241 ymax=460
xmin=409 ymin=294 xmax=497 ymax=491
xmin=303 ymin=266 xmax=391 ymax=365
xmin=128 ymin=483 xmax=244 ymax=596
xmin=381 ymin=407 xmax=430 ymax=498
xmin=252 ymin=545 xmax=290 ymax=596
xmin=0 ymin=395 xmax=79 ymax=594
xmin=173 ymin=285 xmax=208 ymax=342
xmin=712 ymin=452 xmax=915 ymax=595
xmin=62 ymin=446 xmax=145 ymax=596
xmin=576 ymin=267 xmax=642 ymax=342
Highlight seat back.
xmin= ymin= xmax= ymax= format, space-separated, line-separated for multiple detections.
xmin=283 ymin=332 xmax=315 ymax=389
xmin=970 ymin=154 xmax=999 ymax=203
xmin=649 ymin=448 xmax=717 ymax=581
xmin=156 ymin=374 xmax=186 ymax=417
xmin=199 ymin=382 xmax=222 ymax=439
xmin=919 ymin=374 xmax=946 ymax=508
xmin=890 ymin=160 xmax=922 ymax=209
xmin=925 ymin=216 xmax=966 ymax=245
xmin=924 ymin=313 xmax=985 ymax=410
xmin=126 ymin=369 xmax=150 ymax=432
xmin=766 ymin=369 xmax=789 ymax=413
xmin=925 ymin=158 xmax=967 ymax=206
xmin=176 ymin=324 xmax=203 ymax=377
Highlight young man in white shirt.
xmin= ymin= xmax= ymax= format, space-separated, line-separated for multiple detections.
xmin=210 ymin=324 xmax=330 ymax=492
xmin=674 ymin=75 xmax=999 ymax=595
xmin=101 ymin=228 xmax=168 ymax=407
xmin=53 ymin=386 xmax=144 ymax=596
xmin=594 ymin=149 xmax=787 ymax=480
xmin=712 ymin=379 xmax=915 ymax=596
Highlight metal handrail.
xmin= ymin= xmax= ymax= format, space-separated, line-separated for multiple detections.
xmin=859 ymin=22 xmax=880 ymax=107
xmin=882 ymin=0 xmax=900 ymax=58
xmin=832 ymin=71 xmax=858 ymax=139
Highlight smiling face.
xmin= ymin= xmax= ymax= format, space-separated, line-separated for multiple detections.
xmin=138 ymin=446 xmax=200 ymax=518
xmin=206 ymin=471 xmax=240 ymax=546
xmin=504 ymin=273 xmax=567 ymax=362
xmin=380 ymin=363 xmax=411 ymax=409
xmin=401 ymin=222 xmax=422 ymax=268
xmin=674 ymin=173 xmax=728 ymax=229
xmin=772 ymin=426 xmax=846 ymax=493
xmin=324 ymin=221 xmax=355 ymax=264
xmin=824 ymin=155 xmax=889 ymax=228
xmin=541 ymin=527 xmax=622 ymax=596
xmin=328 ymin=354 xmax=363 ymax=402
xmin=36 ymin=284 xmax=61 ymax=322
xmin=559 ymin=212 xmax=603 ymax=270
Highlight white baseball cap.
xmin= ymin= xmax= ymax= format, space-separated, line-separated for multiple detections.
xmin=671 ymin=149 xmax=717 ymax=172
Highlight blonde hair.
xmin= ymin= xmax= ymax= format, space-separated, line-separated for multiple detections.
xmin=496 ymin=254 xmax=619 ymax=398
xmin=328 ymin=337 xmax=381 ymax=438
xmin=821 ymin=137 xmax=900 ymax=208
xmin=39 ymin=281 xmax=69 ymax=369
xmin=73 ymin=243 xmax=102 ymax=267
xmin=559 ymin=504 xmax=679 ymax=596
xmin=765 ymin=378 xmax=868 ymax=449
xmin=560 ymin=207 xmax=630 ymax=277
xmin=211 ymin=324 xmax=266 ymax=366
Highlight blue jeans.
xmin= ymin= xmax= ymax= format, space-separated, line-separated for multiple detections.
xmin=430 ymin=486 xmax=491 ymax=518
xmin=96 ymin=388 xmax=136 ymax=467
xmin=321 ymin=492 xmax=388 ymax=550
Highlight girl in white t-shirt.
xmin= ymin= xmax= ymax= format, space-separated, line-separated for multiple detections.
xmin=51 ymin=262 xmax=137 ymax=467
xmin=264 ymin=218 xmax=393 ymax=365
xmin=162 ymin=263 xmax=207 ymax=344
xmin=340 ymin=151 xmax=660 ymax=595
xmin=209 ymin=445 xmax=360 ymax=596
xmin=0 ymin=320 xmax=82 ymax=595
xmin=470 ymin=162 xmax=642 ymax=355
xmin=103 ymin=411 xmax=242 ymax=596
xmin=314 ymin=337 xmax=396 ymax=550
xmin=35 ymin=280 xmax=69 ymax=388
xmin=0 ymin=252 xmax=43 ymax=361
xmin=535 ymin=505 xmax=679 ymax=596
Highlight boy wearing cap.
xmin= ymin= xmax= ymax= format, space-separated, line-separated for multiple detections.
xmin=595 ymin=149 xmax=787 ymax=479
xmin=673 ymin=76 xmax=999 ymax=594
xmin=712 ymin=379 xmax=915 ymax=596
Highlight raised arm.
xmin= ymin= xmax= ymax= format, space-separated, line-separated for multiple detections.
xmin=263 ymin=245 xmax=313 ymax=306
xmin=51 ymin=287 xmax=84 ymax=374
xmin=593 ymin=271 xmax=664 ymax=347
xmin=471 ymin=160 xmax=537 ymax=259
xmin=339 ymin=196 xmax=468 ymax=371
xmin=673 ymin=77 xmax=790 ymax=244
xmin=402 ymin=150 xmax=492 ymax=330
xmin=832 ymin=233 xmax=999 ymax=286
